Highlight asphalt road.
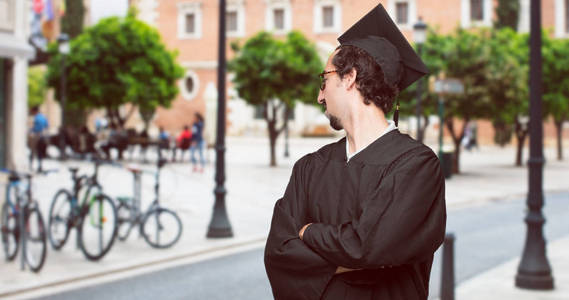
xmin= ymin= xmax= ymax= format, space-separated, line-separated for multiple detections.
xmin=34 ymin=192 xmax=569 ymax=300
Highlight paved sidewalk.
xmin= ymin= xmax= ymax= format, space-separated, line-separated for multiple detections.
xmin=456 ymin=236 xmax=569 ymax=300
xmin=0 ymin=136 xmax=568 ymax=299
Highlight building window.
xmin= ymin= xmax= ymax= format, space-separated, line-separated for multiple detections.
xmin=273 ymin=8 xmax=285 ymax=30
xmin=226 ymin=1 xmax=245 ymax=38
xmin=470 ymin=0 xmax=484 ymax=21
xmin=314 ymin=0 xmax=342 ymax=33
xmin=387 ymin=0 xmax=416 ymax=29
xmin=180 ymin=70 xmax=200 ymax=101
xmin=322 ymin=6 xmax=334 ymax=28
xmin=185 ymin=13 xmax=195 ymax=34
xmin=177 ymin=2 xmax=202 ymax=39
xmin=265 ymin=0 xmax=292 ymax=34
xmin=227 ymin=11 xmax=237 ymax=32
xmin=461 ymin=0 xmax=491 ymax=28
xmin=396 ymin=2 xmax=409 ymax=25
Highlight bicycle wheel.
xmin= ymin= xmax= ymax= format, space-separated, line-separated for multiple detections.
xmin=116 ymin=201 xmax=133 ymax=241
xmin=47 ymin=189 xmax=73 ymax=250
xmin=141 ymin=208 xmax=182 ymax=249
xmin=24 ymin=205 xmax=47 ymax=272
xmin=1 ymin=202 xmax=19 ymax=261
xmin=78 ymin=193 xmax=117 ymax=261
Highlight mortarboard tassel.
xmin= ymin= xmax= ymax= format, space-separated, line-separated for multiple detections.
xmin=393 ymin=100 xmax=400 ymax=127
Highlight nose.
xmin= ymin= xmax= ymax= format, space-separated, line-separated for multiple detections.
xmin=317 ymin=89 xmax=324 ymax=104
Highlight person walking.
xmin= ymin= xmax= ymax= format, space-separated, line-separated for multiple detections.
xmin=190 ymin=113 xmax=205 ymax=172
xmin=175 ymin=125 xmax=192 ymax=162
xmin=28 ymin=106 xmax=49 ymax=171
xmin=264 ymin=4 xmax=446 ymax=300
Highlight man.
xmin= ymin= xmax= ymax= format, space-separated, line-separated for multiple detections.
xmin=29 ymin=106 xmax=49 ymax=171
xmin=264 ymin=4 xmax=446 ymax=300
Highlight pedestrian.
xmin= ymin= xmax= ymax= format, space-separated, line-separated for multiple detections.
xmin=190 ymin=112 xmax=205 ymax=172
xmin=174 ymin=125 xmax=192 ymax=162
xmin=158 ymin=126 xmax=171 ymax=160
xmin=264 ymin=4 xmax=446 ymax=300
xmin=28 ymin=106 xmax=49 ymax=172
xmin=77 ymin=125 xmax=96 ymax=159
xmin=139 ymin=129 xmax=149 ymax=163
xmin=468 ymin=121 xmax=478 ymax=150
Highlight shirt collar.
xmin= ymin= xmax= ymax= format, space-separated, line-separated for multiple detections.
xmin=346 ymin=120 xmax=398 ymax=162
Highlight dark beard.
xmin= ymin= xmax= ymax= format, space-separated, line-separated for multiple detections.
xmin=329 ymin=115 xmax=343 ymax=131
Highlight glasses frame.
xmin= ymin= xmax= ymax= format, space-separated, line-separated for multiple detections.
xmin=319 ymin=69 xmax=337 ymax=91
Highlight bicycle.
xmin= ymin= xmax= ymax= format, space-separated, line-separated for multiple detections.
xmin=47 ymin=160 xmax=118 ymax=261
xmin=116 ymin=158 xmax=182 ymax=249
xmin=1 ymin=169 xmax=52 ymax=272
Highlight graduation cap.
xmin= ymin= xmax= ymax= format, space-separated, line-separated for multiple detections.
xmin=337 ymin=4 xmax=428 ymax=126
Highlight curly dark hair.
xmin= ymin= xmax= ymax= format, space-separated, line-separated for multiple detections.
xmin=332 ymin=45 xmax=399 ymax=114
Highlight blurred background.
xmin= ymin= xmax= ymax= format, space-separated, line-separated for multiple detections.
xmin=0 ymin=0 xmax=567 ymax=299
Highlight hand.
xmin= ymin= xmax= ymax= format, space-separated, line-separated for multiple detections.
xmin=335 ymin=266 xmax=360 ymax=274
xmin=299 ymin=223 xmax=312 ymax=240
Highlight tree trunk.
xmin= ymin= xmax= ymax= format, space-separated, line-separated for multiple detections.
xmin=268 ymin=121 xmax=277 ymax=167
xmin=555 ymin=120 xmax=564 ymax=161
xmin=418 ymin=115 xmax=430 ymax=144
xmin=514 ymin=119 xmax=529 ymax=166
xmin=445 ymin=118 xmax=469 ymax=174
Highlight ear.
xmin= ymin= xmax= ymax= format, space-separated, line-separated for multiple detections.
xmin=343 ymin=68 xmax=357 ymax=90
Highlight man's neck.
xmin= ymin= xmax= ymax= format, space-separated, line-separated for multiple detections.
xmin=344 ymin=105 xmax=389 ymax=156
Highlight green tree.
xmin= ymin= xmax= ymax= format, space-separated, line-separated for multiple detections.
xmin=229 ymin=31 xmax=322 ymax=166
xmin=543 ymin=36 xmax=569 ymax=161
xmin=398 ymin=29 xmax=453 ymax=143
xmin=494 ymin=0 xmax=520 ymax=30
xmin=46 ymin=9 xmax=184 ymax=129
xmin=486 ymin=28 xmax=529 ymax=166
xmin=28 ymin=66 xmax=47 ymax=110
xmin=442 ymin=28 xmax=492 ymax=173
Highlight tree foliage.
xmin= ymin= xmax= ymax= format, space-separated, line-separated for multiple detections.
xmin=543 ymin=34 xmax=569 ymax=160
xmin=398 ymin=28 xmax=453 ymax=142
xmin=229 ymin=31 xmax=323 ymax=166
xmin=438 ymin=28 xmax=492 ymax=173
xmin=486 ymin=28 xmax=530 ymax=165
xmin=46 ymin=9 xmax=184 ymax=128
xmin=28 ymin=66 xmax=47 ymax=110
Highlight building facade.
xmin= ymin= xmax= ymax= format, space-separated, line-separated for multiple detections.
xmin=0 ymin=0 xmax=35 ymax=170
xmin=136 ymin=0 xmax=568 ymax=142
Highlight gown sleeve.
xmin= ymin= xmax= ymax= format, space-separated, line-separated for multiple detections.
xmin=264 ymin=156 xmax=337 ymax=300
xmin=302 ymin=147 xmax=446 ymax=269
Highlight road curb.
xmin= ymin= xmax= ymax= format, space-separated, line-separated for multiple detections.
xmin=0 ymin=236 xmax=267 ymax=299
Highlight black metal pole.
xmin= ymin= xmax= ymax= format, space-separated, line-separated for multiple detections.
xmin=59 ymin=54 xmax=66 ymax=160
xmin=440 ymin=233 xmax=455 ymax=300
xmin=515 ymin=0 xmax=554 ymax=290
xmin=284 ymin=109 xmax=290 ymax=158
xmin=207 ymin=0 xmax=233 ymax=238
xmin=415 ymin=44 xmax=423 ymax=143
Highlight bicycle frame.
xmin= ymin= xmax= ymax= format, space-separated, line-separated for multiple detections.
xmin=118 ymin=160 xmax=164 ymax=238
xmin=3 ymin=173 xmax=34 ymax=271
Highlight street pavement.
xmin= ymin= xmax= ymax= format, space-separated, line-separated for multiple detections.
xmin=0 ymin=135 xmax=568 ymax=299
xmin=22 ymin=191 xmax=569 ymax=300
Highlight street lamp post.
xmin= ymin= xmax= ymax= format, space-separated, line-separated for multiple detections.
xmin=515 ymin=0 xmax=554 ymax=290
xmin=58 ymin=33 xmax=70 ymax=160
xmin=207 ymin=0 xmax=233 ymax=238
xmin=413 ymin=18 xmax=427 ymax=143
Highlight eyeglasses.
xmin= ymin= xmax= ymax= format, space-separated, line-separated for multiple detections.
xmin=319 ymin=70 xmax=337 ymax=91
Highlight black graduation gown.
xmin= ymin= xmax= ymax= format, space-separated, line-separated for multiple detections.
xmin=264 ymin=130 xmax=446 ymax=300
